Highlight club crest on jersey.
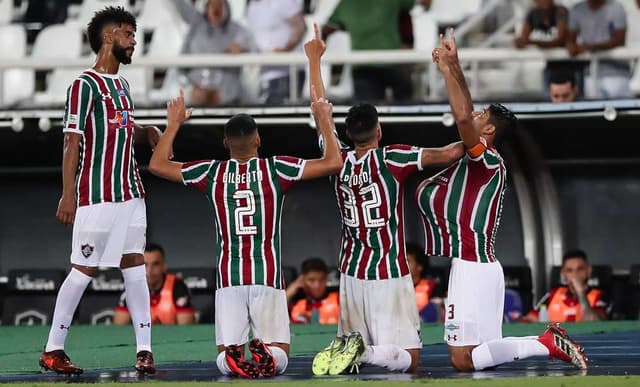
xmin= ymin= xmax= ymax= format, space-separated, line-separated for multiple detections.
xmin=81 ymin=244 xmax=94 ymax=258
xmin=117 ymin=88 xmax=127 ymax=96
xmin=108 ymin=111 xmax=129 ymax=126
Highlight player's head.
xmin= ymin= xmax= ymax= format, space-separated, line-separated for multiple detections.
xmin=345 ymin=103 xmax=382 ymax=146
xmin=549 ymin=70 xmax=577 ymax=103
xmin=561 ymin=249 xmax=591 ymax=290
xmin=207 ymin=0 xmax=230 ymax=28
xmin=301 ymin=258 xmax=329 ymax=300
xmin=223 ymin=113 xmax=260 ymax=153
xmin=473 ymin=103 xmax=517 ymax=147
xmin=87 ymin=6 xmax=137 ymax=64
xmin=144 ymin=243 xmax=167 ymax=290
xmin=406 ymin=242 xmax=428 ymax=286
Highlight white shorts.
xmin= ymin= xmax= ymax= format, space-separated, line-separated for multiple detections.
xmin=444 ymin=258 xmax=504 ymax=347
xmin=215 ymin=285 xmax=290 ymax=346
xmin=70 ymin=199 xmax=146 ymax=267
xmin=338 ymin=274 xmax=422 ymax=349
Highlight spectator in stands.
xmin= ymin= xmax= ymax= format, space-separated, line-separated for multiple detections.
xmin=567 ymin=0 xmax=632 ymax=98
xmin=286 ymin=258 xmax=339 ymax=324
xmin=323 ymin=0 xmax=432 ymax=102
xmin=549 ymin=69 xmax=578 ymax=102
xmin=114 ymin=243 xmax=196 ymax=325
xmin=524 ymin=249 xmax=609 ymax=322
xmin=172 ymin=0 xmax=255 ymax=106
xmin=246 ymin=0 xmax=307 ymax=104
xmin=514 ymin=0 xmax=572 ymax=95
xmin=406 ymin=242 xmax=442 ymax=323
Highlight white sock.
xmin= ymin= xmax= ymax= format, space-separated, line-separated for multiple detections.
xmin=268 ymin=346 xmax=288 ymax=374
xmin=471 ymin=337 xmax=550 ymax=370
xmin=217 ymin=351 xmax=232 ymax=375
xmin=122 ymin=265 xmax=152 ymax=353
xmin=361 ymin=344 xmax=412 ymax=372
xmin=45 ymin=268 xmax=92 ymax=352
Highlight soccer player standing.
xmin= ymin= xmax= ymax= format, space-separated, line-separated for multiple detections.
xmin=40 ymin=7 xmax=162 ymax=375
xmin=148 ymin=89 xmax=342 ymax=378
xmin=304 ymin=25 xmax=464 ymax=375
xmin=417 ymin=30 xmax=587 ymax=372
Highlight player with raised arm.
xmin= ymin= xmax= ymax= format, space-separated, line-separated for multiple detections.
xmin=417 ymin=29 xmax=588 ymax=372
xmin=40 ymin=6 xmax=163 ymax=375
xmin=148 ymin=89 xmax=342 ymax=378
xmin=304 ymin=24 xmax=464 ymax=375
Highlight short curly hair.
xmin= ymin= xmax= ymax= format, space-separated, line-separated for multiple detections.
xmin=86 ymin=6 xmax=136 ymax=54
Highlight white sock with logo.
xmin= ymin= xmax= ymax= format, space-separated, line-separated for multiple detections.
xmin=216 ymin=352 xmax=232 ymax=375
xmin=122 ymin=265 xmax=152 ymax=353
xmin=471 ymin=337 xmax=549 ymax=370
xmin=268 ymin=346 xmax=288 ymax=374
xmin=361 ymin=345 xmax=412 ymax=372
xmin=45 ymin=268 xmax=92 ymax=352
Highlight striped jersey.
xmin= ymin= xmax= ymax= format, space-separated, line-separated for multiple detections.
xmin=63 ymin=69 xmax=144 ymax=207
xmin=416 ymin=142 xmax=506 ymax=263
xmin=336 ymin=145 xmax=423 ymax=280
xmin=181 ymin=156 xmax=306 ymax=289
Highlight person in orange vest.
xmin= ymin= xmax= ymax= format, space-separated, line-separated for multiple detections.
xmin=286 ymin=258 xmax=339 ymax=324
xmin=524 ymin=249 xmax=609 ymax=322
xmin=114 ymin=243 xmax=196 ymax=325
xmin=406 ymin=243 xmax=443 ymax=322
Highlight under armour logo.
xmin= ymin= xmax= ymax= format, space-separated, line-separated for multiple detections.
xmin=59 ymin=324 xmax=69 ymax=330
xmin=139 ymin=322 xmax=151 ymax=328
xmin=447 ymin=334 xmax=458 ymax=341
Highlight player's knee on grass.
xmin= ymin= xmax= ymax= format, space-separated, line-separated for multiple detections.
xmin=449 ymin=346 xmax=475 ymax=372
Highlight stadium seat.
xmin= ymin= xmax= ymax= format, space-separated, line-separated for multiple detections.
xmin=147 ymin=22 xmax=190 ymax=105
xmin=66 ymin=0 xmax=130 ymax=28
xmin=427 ymin=0 xmax=482 ymax=27
xmin=138 ymin=0 xmax=188 ymax=34
xmin=411 ymin=7 xmax=438 ymax=52
xmin=0 ymin=24 xmax=34 ymax=108
xmin=0 ymin=0 xmax=13 ymax=24
xmin=1 ymin=269 xmax=66 ymax=326
xmin=227 ymin=0 xmax=247 ymax=26
xmin=503 ymin=265 xmax=534 ymax=314
xmin=76 ymin=269 xmax=124 ymax=325
xmin=119 ymin=37 xmax=151 ymax=106
xmin=174 ymin=267 xmax=216 ymax=323
xmin=309 ymin=0 xmax=340 ymax=25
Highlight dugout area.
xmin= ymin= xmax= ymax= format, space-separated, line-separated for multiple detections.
xmin=0 ymin=321 xmax=638 ymax=384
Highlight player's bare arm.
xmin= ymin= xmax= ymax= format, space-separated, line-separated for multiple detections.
xmin=301 ymin=86 xmax=343 ymax=180
xmin=56 ymin=133 xmax=82 ymax=225
xmin=149 ymin=90 xmax=193 ymax=182
xmin=433 ymin=29 xmax=480 ymax=150
xmin=304 ymin=23 xmax=327 ymax=102
xmin=420 ymin=141 xmax=465 ymax=168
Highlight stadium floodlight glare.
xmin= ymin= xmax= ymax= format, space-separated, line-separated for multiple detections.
xmin=603 ymin=107 xmax=617 ymax=122
xmin=11 ymin=116 xmax=24 ymax=133
xmin=38 ymin=117 xmax=52 ymax=132
xmin=441 ymin=112 xmax=455 ymax=127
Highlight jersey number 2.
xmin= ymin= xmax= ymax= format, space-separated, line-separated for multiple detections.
xmin=233 ymin=190 xmax=257 ymax=235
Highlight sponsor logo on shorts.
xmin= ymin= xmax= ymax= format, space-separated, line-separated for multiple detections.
xmin=446 ymin=323 xmax=460 ymax=332
xmin=81 ymin=244 xmax=94 ymax=258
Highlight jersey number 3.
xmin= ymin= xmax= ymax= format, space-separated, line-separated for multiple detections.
xmin=339 ymin=184 xmax=385 ymax=228
xmin=233 ymin=189 xmax=257 ymax=235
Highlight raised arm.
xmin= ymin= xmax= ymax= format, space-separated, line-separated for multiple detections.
xmin=300 ymin=87 xmax=343 ymax=180
xmin=432 ymin=30 xmax=479 ymax=149
xmin=148 ymin=90 xmax=193 ymax=183
xmin=420 ymin=141 xmax=465 ymax=169
xmin=304 ymin=23 xmax=327 ymax=102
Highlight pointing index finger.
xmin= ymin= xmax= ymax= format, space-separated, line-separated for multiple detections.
xmin=314 ymin=23 xmax=320 ymax=40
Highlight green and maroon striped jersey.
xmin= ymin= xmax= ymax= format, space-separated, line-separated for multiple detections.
xmin=62 ymin=69 xmax=144 ymax=207
xmin=181 ymin=156 xmax=306 ymax=289
xmin=336 ymin=145 xmax=423 ymax=280
xmin=416 ymin=143 xmax=506 ymax=263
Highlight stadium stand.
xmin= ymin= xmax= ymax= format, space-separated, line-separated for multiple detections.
xmin=173 ymin=267 xmax=216 ymax=323
xmin=1 ymin=269 xmax=66 ymax=326
xmin=0 ymin=24 xmax=33 ymax=108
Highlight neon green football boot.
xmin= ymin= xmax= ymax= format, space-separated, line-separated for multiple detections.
xmin=312 ymin=335 xmax=346 ymax=375
xmin=328 ymin=331 xmax=366 ymax=375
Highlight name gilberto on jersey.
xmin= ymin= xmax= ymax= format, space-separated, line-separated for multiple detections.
xmin=223 ymin=170 xmax=264 ymax=184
